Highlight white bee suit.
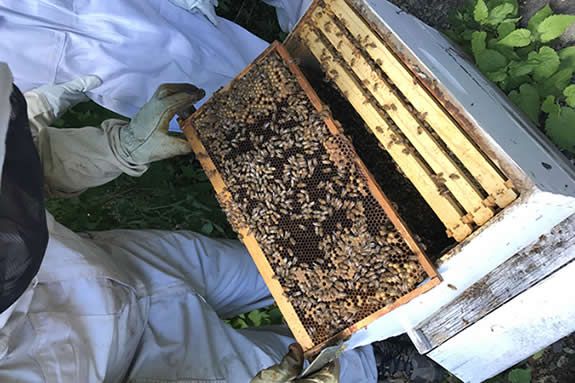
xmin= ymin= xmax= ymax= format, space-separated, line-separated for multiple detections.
xmin=0 ymin=64 xmax=377 ymax=381
xmin=0 ymin=0 xmax=269 ymax=119
xmin=262 ymin=0 xmax=312 ymax=32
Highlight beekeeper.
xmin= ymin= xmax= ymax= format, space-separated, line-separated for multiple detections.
xmin=0 ymin=0 xmax=310 ymax=122
xmin=0 ymin=62 xmax=378 ymax=381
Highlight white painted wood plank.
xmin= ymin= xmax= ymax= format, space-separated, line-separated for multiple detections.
xmin=428 ymin=257 xmax=575 ymax=383
xmin=413 ymin=215 xmax=575 ymax=353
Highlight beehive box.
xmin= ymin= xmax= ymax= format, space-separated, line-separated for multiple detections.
xmin=273 ymin=2 xmax=575 ymax=379
xmin=287 ymin=0 xmax=519 ymax=244
xmin=182 ymin=42 xmax=440 ymax=356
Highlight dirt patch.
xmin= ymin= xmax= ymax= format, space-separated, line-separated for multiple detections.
xmin=529 ymin=335 xmax=575 ymax=383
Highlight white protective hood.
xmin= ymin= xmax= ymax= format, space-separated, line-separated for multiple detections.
xmin=0 ymin=63 xmax=12 ymax=186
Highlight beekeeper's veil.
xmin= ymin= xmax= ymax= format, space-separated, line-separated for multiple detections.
xmin=0 ymin=63 xmax=48 ymax=314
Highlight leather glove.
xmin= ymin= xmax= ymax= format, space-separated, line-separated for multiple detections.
xmin=118 ymin=83 xmax=205 ymax=165
xmin=169 ymin=0 xmax=219 ymax=25
xmin=251 ymin=344 xmax=340 ymax=383
xmin=31 ymin=75 xmax=102 ymax=118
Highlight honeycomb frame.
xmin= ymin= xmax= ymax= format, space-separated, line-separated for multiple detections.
xmin=182 ymin=42 xmax=440 ymax=357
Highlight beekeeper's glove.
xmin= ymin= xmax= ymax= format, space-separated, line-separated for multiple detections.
xmin=169 ymin=0 xmax=219 ymax=25
xmin=117 ymin=83 xmax=205 ymax=165
xmin=251 ymin=344 xmax=339 ymax=383
xmin=30 ymin=75 xmax=102 ymax=118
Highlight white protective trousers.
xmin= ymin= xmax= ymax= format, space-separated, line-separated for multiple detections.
xmin=0 ymin=216 xmax=376 ymax=382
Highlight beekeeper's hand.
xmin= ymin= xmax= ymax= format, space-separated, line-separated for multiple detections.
xmin=30 ymin=75 xmax=102 ymax=118
xmin=251 ymin=344 xmax=339 ymax=383
xmin=118 ymin=83 xmax=205 ymax=165
xmin=169 ymin=0 xmax=219 ymax=25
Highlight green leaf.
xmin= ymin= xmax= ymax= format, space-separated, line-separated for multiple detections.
xmin=537 ymin=15 xmax=575 ymax=43
xmin=471 ymin=31 xmax=487 ymax=57
xmin=540 ymin=68 xmax=574 ymax=97
xmin=516 ymin=43 xmax=535 ymax=59
xmin=504 ymin=16 xmax=523 ymax=24
xmin=487 ymin=0 xmax=518 ymax=14
xmin=546 ymin=107 xmax=575 ymax=153
xmin=528 ymin=5 xmax=553 ymax=33
xmin=487 ymin=3 xmax=515 ymax=25
xmin=508 ymin=368 xmax=532 ymax=383
xmin=200 ymin=222 xmax=214 ymax=235
xmin=498 ymin=21 xmax=517 ymax=38
xmin=559 ymin=46 xmax=575 ymax=70
xmin=529 ymin=47 xmax=561 ymax=81
xmin=496 ymin=46 xmax=521 ymax=61
xmin=565 ymin=85 xmax=575 ymax=108
xmin=508 ymin=60 xmax=535 ymax=77
xmin=487 ymin=37 xmax=499 ymax=49
xmin=509 ymin=83 xmax=540 ymax=122
xmin=462 ymin=29 xmax=475 ymax=41
xmin=542 ymin=96 xmax=561 ymax=116
xmin=247 ymin=310 xmax=263 ymax=327
xmin=486 ymin=68 xmax=508 ymax=82
xmin=487 ymin=0 xmax=510 ymax=10
xmin=230 ymin=317 xmax=249 ymax=329
xmin=498 ymin=28 xmax=531 ymax=47
xmin=476 ymin=49 xmax=509 ymax=72
xmin=474 ymin=0 xmax=489 ymax=23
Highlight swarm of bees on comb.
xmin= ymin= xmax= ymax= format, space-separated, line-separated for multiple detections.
xmin=191 ymin=50 xmax=426 ymax=344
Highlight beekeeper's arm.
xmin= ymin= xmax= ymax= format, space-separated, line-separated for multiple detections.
xmin=260 ymin=0 xmax=312 ymax=32
xmin=168 ymin=0 xmax=311 ymax=31
xmin=25 ymin=78 xmax=204 ymax=197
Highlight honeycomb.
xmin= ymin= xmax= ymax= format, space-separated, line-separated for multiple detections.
xmin=189 ymin=46 xmax=428 ymax=346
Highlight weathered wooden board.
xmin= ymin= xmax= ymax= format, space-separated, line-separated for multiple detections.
xmin=429 ymin=257 xmax=575 ymax=382
xmin=411 ymin=214 xmax=575 ymax=354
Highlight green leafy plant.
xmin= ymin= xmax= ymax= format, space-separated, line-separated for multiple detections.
xmin=227 ymin=306 xmax=284 ymax=329
xmin=447 ymin=0 xmax=575 ymax=154
xmin=508 ymin=367 xmax=532 ymax=383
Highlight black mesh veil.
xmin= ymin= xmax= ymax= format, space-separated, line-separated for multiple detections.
xmin=0 ymin=85 xmax=48 ymax=314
